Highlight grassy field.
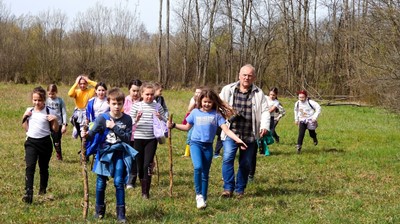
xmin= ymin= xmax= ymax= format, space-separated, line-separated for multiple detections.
xmin=0 ymin=83 xmax=399 ymax=223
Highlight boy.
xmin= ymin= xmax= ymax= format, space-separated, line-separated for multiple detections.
xmin=81 ymin=88 xmax=137 ymax=222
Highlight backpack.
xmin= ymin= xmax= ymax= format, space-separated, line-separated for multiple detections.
xmin=295 ymin=98 xmax=315 ymax=113
xmin=23 ymin=107 xmax=51 ymax=127
xmin=85 ymin=113 xmax=111 ymax=156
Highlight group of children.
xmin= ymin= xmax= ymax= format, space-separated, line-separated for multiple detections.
xmin=21 ymin=75 xmax=321 ymax=222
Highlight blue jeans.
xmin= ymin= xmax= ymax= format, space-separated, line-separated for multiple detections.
xmin=222 ymin=136 xmax=256 ymax=193
xmin=96 ymin=152 xmax=125 ymax=206
xmin=190 ymin=141 xmax=213 ymax=201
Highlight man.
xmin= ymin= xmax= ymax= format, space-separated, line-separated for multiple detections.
xmin=219 ymin=64 xmax=270 ymax=197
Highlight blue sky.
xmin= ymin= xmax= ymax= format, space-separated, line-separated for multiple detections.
xmin=2 ymin=0 xmax=162 ymax=33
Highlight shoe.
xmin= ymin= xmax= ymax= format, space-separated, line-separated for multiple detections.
xmin=196 ymin=194 xmax=206 ymax=209
xmin=248 ymin=175 xmax=254 ymax=183
xmin=72 ymin=127 xmax=78 ymax=139
xmin=236 ymin=192 xmax=244 ymax=199
xmin=213 ymin=154 xmax=221 ymax=159
xmin=126 ymin=184 xmax=134 ymax=189
xmin=296 ymin=145 xmax=302 ymax=154
xmin=275 ymin=136 xmax=280 ymax=143
xmin=313 ymin=138 xmax=318 ymax=146
xmin=221 ymin=190 xmax=233 ymax=198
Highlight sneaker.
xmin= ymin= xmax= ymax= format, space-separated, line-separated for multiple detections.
xmin=248 ymin=175 xmax=254 ymax=183
xmin=126 ymin=184 xmax=134 ymax=189
xmin=313 ymin=138 xmax=318 ymax=146
xmin=196 ymin=194 xmax=206 ymax=209
xmin=296 ymin=145 xmax=302 ymax=154
xmin=221 ymin=190 xmax=233 ymax=198
xmin=72 ymin=127 xmax=78 ymax=139
xmin=213 ymin=154 xmax=221 ymax=159
xmin=236 ymin=192 xmax=244 ymax=199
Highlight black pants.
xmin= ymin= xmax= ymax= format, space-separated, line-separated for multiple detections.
xmin=51 ymin=126 xmax=63 ymax=153
xmin=129 ymin=141 xmax=138 ymax=177
xmin=297 ymin=121 xmax=317 ymax=146
xmin=24 ymin=136 xmax=53 ymax=192
xmin=133 ymin=139 xmax=158 ymax=181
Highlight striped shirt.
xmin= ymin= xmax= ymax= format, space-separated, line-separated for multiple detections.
xmin=130 ymin=101 xmax=166 ymax=140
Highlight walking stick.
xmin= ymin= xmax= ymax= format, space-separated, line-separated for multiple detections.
xmin=168 ymin=114 xmax=174 ymax=196
xmin=80 ymin=123 xmax=89 ymax=219
xmin=155 ymin=154 xmax=160 ymax=185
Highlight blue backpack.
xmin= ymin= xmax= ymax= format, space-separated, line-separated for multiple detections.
xmin=85 ymin=113 xmax=110 ymax=156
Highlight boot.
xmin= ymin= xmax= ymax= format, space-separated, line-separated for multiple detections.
xmin=116 ymin=205 xmax=126 ymax=223
xmin=140 ymin=179 xmax=149 ymax=199
xmin=22 ymin=189 xmax=33 ymax=204
xmin=146 ymin=177 xmax=152 ymax=198
xmin=183 ymin=144 xmax=190 ymax=157
xmin=95 ymin=204 xmax=106 ymax=219
xmin=38 ymin=187 xmax=46 ymax=195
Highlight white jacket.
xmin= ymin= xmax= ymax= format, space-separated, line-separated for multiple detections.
xmin=219 ymin=81 xmax=270 ymax=140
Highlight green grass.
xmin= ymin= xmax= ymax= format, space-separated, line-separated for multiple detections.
xmin=1 ymin=83 xmax=400 ymax=223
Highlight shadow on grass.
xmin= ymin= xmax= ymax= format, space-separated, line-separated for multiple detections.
xmin=267 ymin=147 xmax=345 ymax=156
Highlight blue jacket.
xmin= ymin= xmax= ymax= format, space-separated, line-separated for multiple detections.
xmin=93 ymin=142 xmax=138 ymax=184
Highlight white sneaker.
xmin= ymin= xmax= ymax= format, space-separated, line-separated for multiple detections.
xmin=196 ymin=194 xmax=206 ymax=209
xmin=126 ymin=184 xmax=134 ymax=189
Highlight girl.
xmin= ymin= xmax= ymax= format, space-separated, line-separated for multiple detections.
xmin=22 ymin=86 xmax=59 ymax=204
xmin=46 ymin=84 xmax=68 ymax=160
xmin=154 ymin=82 xmax=169 ymax=118
xmin=68 ymin=75 xmax=97 ymax=139
xmin=86 ymin=82 xmax=109 ymax=123
xmin=267 ymin=87 xmax=285 ymax=143
xmin=168 ymin=88 xmax=247 ymax=209
xmin=130 ymin=82 xmax=166 ymax=199
xmin=123 ymin=79 xmax=142 ymax=189
xmin=182 ymin=87 xmax=203 ymax=157
xmin=294 ymin=90 xmax=321 ymax=153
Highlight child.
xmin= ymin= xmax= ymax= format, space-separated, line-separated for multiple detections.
xmin=154 ymin=82 xmax=169 ymax=118
xmin=182 ymin=87 xmax=203 ymax=157
xmin=22 ymin=86 xmax=59 ymax=204
xmin=168 ymin=88 xmax=247 ymax=209
xmin=81 ymin=88 xmax=137 ymax=222
xmin=123 ymin=79 xmax=142 ymax=189
xmin=267 ymin=87 xmax=285 ymax=143
xmin=130 ymin=82 xmax=166 ymax=199
xmin=68 ymin=75 xmax=97 ymax=139
xmin=46 ymin=84 xmax=68 ymax=160
xmin=86 ymin=82 xmax=109 ymax=123
xmin=294 ymin=90 xmax=321 ymax=154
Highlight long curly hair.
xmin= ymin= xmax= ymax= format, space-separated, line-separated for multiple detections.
xmin=196 ymin=88 xmax=235 ymax=119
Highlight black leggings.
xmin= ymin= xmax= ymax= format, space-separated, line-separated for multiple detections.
xmin=133 ymin=139 xmax=158 ymax=181
xmin=24 ymin=136 xmax=53 ymax=192
xmin=297 ymin=121 xmax=317 ymax=146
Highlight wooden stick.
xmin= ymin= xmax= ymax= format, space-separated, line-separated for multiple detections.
xmin=155 ymin=154 xmax=160 ymax=185
xmin=80 ymin=124 xmax=89 ymax=219
xmin=168 ymin=114 xmax=174 ymax=196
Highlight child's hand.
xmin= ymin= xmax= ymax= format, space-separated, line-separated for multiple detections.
xmin=61 ymin=125 xmax=67 ymax=134
xmin=106 ymin=118 xmax=115 ymax=129
xmin=75 ymin=75 xmax=82 ymax=83
xmin=236 ymin=141 xmax=247 ymax=150
xmin=47 ymin=114 xmax=57 ymax=122
xmin=80 ymin=130 xmax=88 ymax=138
xmin=167 ymin=121 xmax=174 ymax=129
xmin=135 ymin=111 xmax=143 ymax=122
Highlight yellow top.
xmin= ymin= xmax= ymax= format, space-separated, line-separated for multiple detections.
xmin=68 ymin=79 xmax=97 ymax=109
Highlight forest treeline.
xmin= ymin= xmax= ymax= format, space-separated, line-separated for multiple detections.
xmin=0 ymin=0 xmax=399 ymax=111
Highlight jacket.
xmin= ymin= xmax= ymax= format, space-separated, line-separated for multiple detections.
xmin=219 ymin=81 xmax=270 ymax=140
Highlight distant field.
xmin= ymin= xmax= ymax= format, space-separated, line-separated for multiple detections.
xmin=1 ymin=83 xmax=399 ymax=223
